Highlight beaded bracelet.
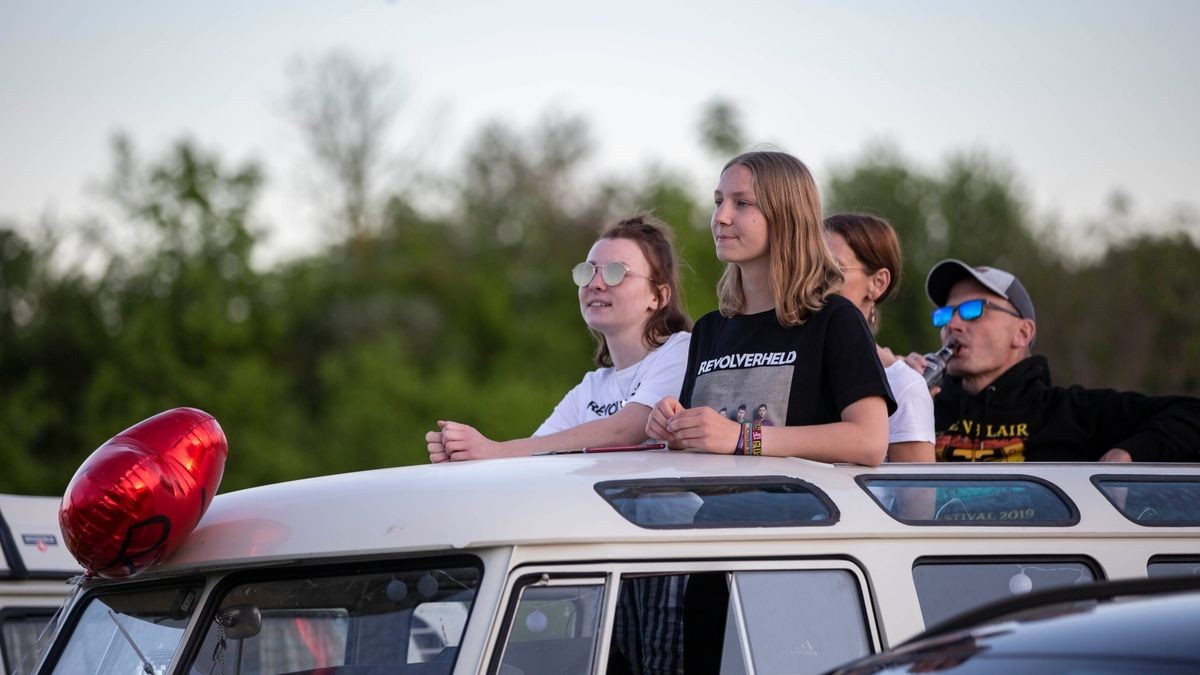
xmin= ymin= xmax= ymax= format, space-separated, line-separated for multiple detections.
xmin=750 ymin=420 xmax=763 ymax=456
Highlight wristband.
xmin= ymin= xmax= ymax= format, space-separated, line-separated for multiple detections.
xmin=750 ymin=420 xmax=763 ymax=456
xmin=735 ymin=422 xmax=752 ymax=456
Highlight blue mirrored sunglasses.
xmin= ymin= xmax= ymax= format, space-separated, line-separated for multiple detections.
xmin=932 ymin=299 xmax=1022 ymax=327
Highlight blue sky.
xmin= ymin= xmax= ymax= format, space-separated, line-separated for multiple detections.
xmin=2 ymin=0 xmax=1197 ymax=261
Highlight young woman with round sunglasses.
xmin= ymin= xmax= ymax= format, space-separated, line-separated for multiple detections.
xmin=824 ymin=212 xmax=934 ymax=464
xmin=645 ymin=151 xmax=893 ymax=465
xmin=427 ymin=214 xmax=692 ymax=462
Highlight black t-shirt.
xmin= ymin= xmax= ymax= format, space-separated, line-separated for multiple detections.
xmin=680 ymin=295 xmax=895 ymax=427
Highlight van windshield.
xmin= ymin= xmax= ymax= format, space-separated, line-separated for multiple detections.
xmin=50 ymin=582 xmax=203 ymax=675
xmin=186 ymin=561 xmax=481 ymax=675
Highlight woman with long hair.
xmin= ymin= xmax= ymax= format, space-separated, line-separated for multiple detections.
xmin=646 ymin=151 xmax=892 ymax=465
xmin=428 ymin=213 xmax=692 ymax=461
xmin=824 ymin=212 xmax=934 ymax=462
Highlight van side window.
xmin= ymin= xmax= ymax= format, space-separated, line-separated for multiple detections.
xmin=609 ymin=569 xmax=871 ymax=675
xmin=733 ymin=570 xmax=871 ymax=673
xmin=1148 ymin=557 xmax=1200 ymax=578
xmin=912 ymin=558 xmax=1099 ymax=627
xmin=495 ymin=577 xmax=605 ymax=675
xmin=1 ymin=607 xmax=54 ymax=675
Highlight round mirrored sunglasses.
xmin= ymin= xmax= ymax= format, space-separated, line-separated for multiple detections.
xmin=572 ymin=261 xmax=651 ymax=287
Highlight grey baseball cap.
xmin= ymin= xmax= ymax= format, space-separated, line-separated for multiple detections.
xmin=926 ymin=259 xmax=1036 ymax=323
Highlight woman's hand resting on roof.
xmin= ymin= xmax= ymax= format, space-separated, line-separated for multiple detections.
xmin=426 ymin=420 xmax=503 ymax=462
xmin=647 ymin=397 xmax=743 ymax=454
xmin=646 ymin=396 xmax=685 ymax=448
xmin=665 ymin=406 xmax=745 ymax=454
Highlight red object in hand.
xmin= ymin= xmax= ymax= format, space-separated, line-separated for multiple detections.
xmin=59 ymin=408 xmax=228 ymax=579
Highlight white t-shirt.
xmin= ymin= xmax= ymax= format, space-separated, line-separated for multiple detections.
xmin=885 ymin=360 xmax=936 ymax=446
xmin=534 ymin=331 xmax=691 ymax=436
xmin=878 ymin=361 xmax=936 ymax=509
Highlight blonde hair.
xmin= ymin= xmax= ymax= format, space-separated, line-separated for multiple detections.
xmin=716 ymin=151 xmax=842 ymax=326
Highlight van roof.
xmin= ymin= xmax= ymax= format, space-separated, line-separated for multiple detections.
xmin=162 ymin=453 xmax=1200 ymax=573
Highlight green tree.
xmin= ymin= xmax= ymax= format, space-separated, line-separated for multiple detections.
xmin=826 ymin=144 xmax=1052 ymax=356
xmin=78 ymin=135 xmax=311 ymax=492
xmin=698 ymin=98 xmax=746 ymax=158
xmin=7 ymin=101 xmax=1196 ymax=498
xmin=287 ymin=50 xmax=400 ymax=244
xmin=1040 ymin=232 xmax=1200 ymax=394
xmin=0 ymin=225 xmax=100 ymax=489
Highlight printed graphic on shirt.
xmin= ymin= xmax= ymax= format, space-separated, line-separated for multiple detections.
xmin=936 ymin=419 xmax=1031 ymax=462
xmin=696 ymin=350 xmax=798 ymax=375
xmin=691 ymin=360 xmax=791 ymax=427
xmin=587 ymin=381 xmax=641 ymax=419
xmin=932 ymin=486 xmax=1043 ymax=521
xmin=587 ymin=399 xmax=624 ymax=417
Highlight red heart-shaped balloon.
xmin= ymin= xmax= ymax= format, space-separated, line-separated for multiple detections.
xmin=60 ymin=408 xmax=228 ymax=579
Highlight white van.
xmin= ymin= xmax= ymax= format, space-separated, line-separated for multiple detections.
xmin=27 ymin=454 xmax=1200 ymax=675
xmin=0 ymin=495 xmax=80 ymax=675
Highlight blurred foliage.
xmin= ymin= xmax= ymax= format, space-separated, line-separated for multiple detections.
xmin=287 ymin=50 xmax=398 ymax=243
xmin=698 ymin=98 xmax=746 ymax=158
xmin=2 ymin=103 xmax=1197 ymax=496
xmin=825 ymin=142 xmax=1051 ymax=360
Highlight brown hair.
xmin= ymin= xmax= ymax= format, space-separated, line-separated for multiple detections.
xmin=715 ymin=151 xmax=842 ymax=326
xmin=823 ymin=213 xmax=903 ymax=332
xmin=823 ymin=212 xmax=903 ymax=304
xmin=591 ymin=213 xmax=693 ymax=367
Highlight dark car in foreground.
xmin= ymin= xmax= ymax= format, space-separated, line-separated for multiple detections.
xmin=828 ymin=577 xmax=1200 ymax=674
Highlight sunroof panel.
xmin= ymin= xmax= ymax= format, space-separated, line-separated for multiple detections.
xmin=856 ymin=475 xmax=1078 ymax=526
xmin=1093 ymin=476 xmax=1200 ymax=526
xmin=595 ymin=476 xmax=837 ymax=529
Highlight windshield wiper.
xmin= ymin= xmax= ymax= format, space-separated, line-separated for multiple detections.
xmin=107 ymin=609 xmax=155 ymax=675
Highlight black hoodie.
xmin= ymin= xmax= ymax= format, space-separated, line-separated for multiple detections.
xmin=934 ymin=355 xmax=1200 ymax=462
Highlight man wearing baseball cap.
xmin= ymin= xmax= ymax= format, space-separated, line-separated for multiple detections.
xmin=908 ymin=259 xmax=1200 ymax=462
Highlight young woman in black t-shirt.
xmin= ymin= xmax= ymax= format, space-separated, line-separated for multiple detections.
xmin=645 ymin=151 xmax=893 ymax=465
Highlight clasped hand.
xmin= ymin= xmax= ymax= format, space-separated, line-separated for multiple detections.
xmin=426 ymin=420 xmax=502 ymax=463
xmin=645 ymin=396 xmax=742 ymax=454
